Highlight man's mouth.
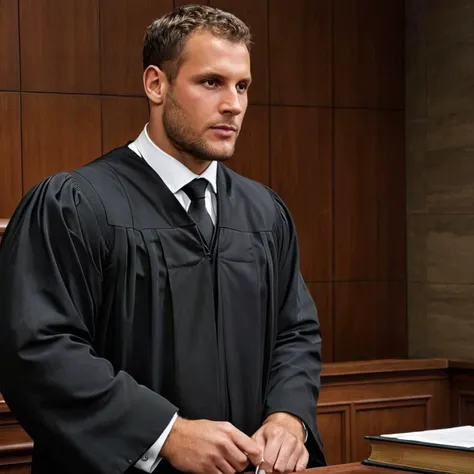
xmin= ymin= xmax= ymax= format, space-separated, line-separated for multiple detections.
xmin=211 ymin=124 xmax=238 ymax=131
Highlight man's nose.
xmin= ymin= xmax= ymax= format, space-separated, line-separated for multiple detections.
xmin=220 ymin=88 xmax=243 ymax=115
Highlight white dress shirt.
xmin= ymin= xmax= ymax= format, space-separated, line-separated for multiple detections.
xmin=129 ymin=125 xmax=217 ymax=224
xmin=128 ymin=125 xmax=217 ymax=472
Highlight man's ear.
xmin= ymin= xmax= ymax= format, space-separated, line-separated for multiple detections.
xmin=143 ymin=65 xmax=168 ymax=105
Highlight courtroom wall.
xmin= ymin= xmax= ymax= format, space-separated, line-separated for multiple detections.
xmin=406 ymin=0 xmax=474 ymax=360
xmin=0 ymin=0 xmax=406 ymax=362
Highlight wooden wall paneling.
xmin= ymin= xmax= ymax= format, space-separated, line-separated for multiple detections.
xmin=269 ymin=0 xmax=332 ymax=106
xmin=226 ymin=105 xmax=269 ymax=185
xmin=450 ymin=364 xmax=474 ymax=426
xmin=20 ymin=0 xmax=100 ymax=93
xmin=270 ymin=106 xmax=332 ymax=281
xmin=334 ymin=282 xmax=407 ymax=362
xmin=317 ymin=404 xmax=351 ymax=465
xmin=334 ymin=0 xmax=404 ymax=109
xmin=210 ymin=0 xmax=268 ymax=104
xmin=334 ymin=109 xmax=405 ymax=281
xmin=21 ymin=94 xmax=102 ymax=192
xmin=0 ymin=93 xmax=22 ymax=217
xmin=375 ymin=111 xmax=406 ymax=280
xmin=0 ymin=466 xmax=30 ymax=473
xmin=101 ymin=96 xmax=148 ymax=154
xmin=175 ymin=0 xmax=210 ymax=6
xmin=307 ymin=282 xmax=333 ymax=363
xmin=0 ymin=0 xmax=20 ymax=90
xmin=457 ymin=391 xmax=474 ymax=425
xmin=101 ymin=0 xmax=173 ymax=96
xmin=352 ymin=396 xmax=431 ymax=461
xmin=320 ymin=367 xmax=451 ymax=462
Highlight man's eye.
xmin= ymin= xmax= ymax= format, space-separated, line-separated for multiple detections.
xmin=204 ymin=79 xmax=217 ymax=87
xmin=237 ymin=83 xmax=248 ymax=92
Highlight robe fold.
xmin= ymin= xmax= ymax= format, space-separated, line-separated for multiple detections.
xmin=0 ymin=146 xmax=326 ymax=474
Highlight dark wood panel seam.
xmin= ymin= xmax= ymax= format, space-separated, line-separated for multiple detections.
xmin=312 ymin=279 xmax=407 ymax=283
xmin=330 ymin=0 xmax=335 ymax=363
xmin=267 ymin=0 xmax=272 ymax=190
xmin=17 ymin=0 xmax=24 ymax=196
xmin=322 ymin=375 xmax=448 ymax=388
xmin=268 ymin=104 xmax=403 ymax=111
xmin=98 ymin=0 xmax=104 ymax=154
xmin=13 ymin=90 xmax=145 ymax=99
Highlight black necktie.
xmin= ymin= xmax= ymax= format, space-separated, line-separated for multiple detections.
xmin=182 ymin=178 xmax=214 ymax=246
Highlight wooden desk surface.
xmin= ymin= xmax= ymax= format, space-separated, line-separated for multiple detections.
xmin=306 ymin=463 xmax=407 ymax=473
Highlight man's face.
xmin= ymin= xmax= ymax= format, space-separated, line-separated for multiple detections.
xmin=162 ymin=30 xmax=251 ymax=162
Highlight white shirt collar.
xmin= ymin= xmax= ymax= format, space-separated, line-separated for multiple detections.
xmin=133 ymin=124 xmax=218 ymax=195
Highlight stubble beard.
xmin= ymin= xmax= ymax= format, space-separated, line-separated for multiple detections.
xmin=163 ymin=93 xmax=237 ymax=162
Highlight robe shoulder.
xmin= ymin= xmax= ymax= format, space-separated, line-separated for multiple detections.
xmin=218 ymin=164 xmax=289 ymax=233
xmin=69 ymin=146 xmax=295 ymax=237
xmin=3 ymin=171 xmax=110 ymax=266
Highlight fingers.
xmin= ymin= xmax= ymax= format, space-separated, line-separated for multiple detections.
xmin=257 ymin=424 xmax=307 ymax=474
xmin=282 ymin=443 xmax=304 ymax=473
xmin=295 ymin=447 xmax=309 ymax=472
xmin=260 ymin=433 xmax=282 ymax=472
xmin=222 ymin=442 xmax=250 ymax=473
xmin=216 ymin=457 xmax=240 ymax=474
xmin=231 ymin=426 xmax=263 ymax=467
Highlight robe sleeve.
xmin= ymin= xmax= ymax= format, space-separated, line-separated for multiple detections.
xmin=0 ymin=173 xmax=178 ymax=473
xmin=262 ymin=191 xmax=326 ymax=467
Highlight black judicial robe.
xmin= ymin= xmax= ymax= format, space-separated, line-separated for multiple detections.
xmin=0 ymin=146 xmax=326 ymax=474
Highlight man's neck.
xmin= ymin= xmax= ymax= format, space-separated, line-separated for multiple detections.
xmin=146 ymin=123 xmax=212 ymax=176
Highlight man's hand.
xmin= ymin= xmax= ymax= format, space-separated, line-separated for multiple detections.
xmin=160 ymin=417 xmax=263 ymax=474
xmin=252 ymin=413 xmax=308 ymax=473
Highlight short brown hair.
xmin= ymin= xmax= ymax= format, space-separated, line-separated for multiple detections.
xmin=143 ymin=4 xmax=252 ymax=82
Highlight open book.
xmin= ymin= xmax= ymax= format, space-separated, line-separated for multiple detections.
xmin=363 ymin=426 xmax=474 ymax=474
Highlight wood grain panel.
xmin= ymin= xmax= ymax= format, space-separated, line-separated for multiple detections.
xmin=353 ymin=397 xmax=430 ymax=461
xmin=269 ymin=0 xmax=332 ymax=106
xmin=102 ymin=96 xmax=148 ymax=153
xmin=335 ymin=109 xmax=405 ymax=281
xmin=334 ymin=0 xmax=404 ymax=109
xmin=226 ymin=105 xmax=269 ymax=185
xmin=0 ymin=0 xmax=20 ymax=90
xmin=22 ymin=94 xmax=101 ymax=191
xmin=271 ymin=106 xmax=332 ymax=281
xmin=451 ymin=369 xmax=474 ymax=425
xmin=458 ymin=391 xmax=474 ymax=425
xmin=0 ymin=466 xmax=30 ymax=474
xmin=20 ymin=0 xmax=100 ymax=93
xmin=307 ymin=283 xmax=333 ymax=363
xmin=318 ymin=405 xmax=350 ymax=465
xmin=175 ymin=0 xmax=210 ymax=6
xmin=101 ymin=0 xmax=173 ymax=96
xmin=0 ymin=424 xmax=30 ymax=448
xmin=322 ymin=358 xmax=448 ymax=378
xmin=211 ymin=0 xmax=268 ymax=104
xmin=0 ymin=93 xmax=22 ymax=217
xmin=334 ymin=282 xmax=407 ymax=362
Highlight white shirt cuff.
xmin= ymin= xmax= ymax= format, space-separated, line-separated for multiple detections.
xmin=134 ymin=412 xmax=178 ymax=473
xmin=302 ymin=421 xmax=308 ymax=443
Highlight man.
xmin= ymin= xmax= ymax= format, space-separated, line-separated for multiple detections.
xmin=0 ymin=5 xmax=325 ymax=474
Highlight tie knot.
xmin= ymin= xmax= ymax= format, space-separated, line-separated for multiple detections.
xmin=182 ymin=178 xmax=208 ymax=201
